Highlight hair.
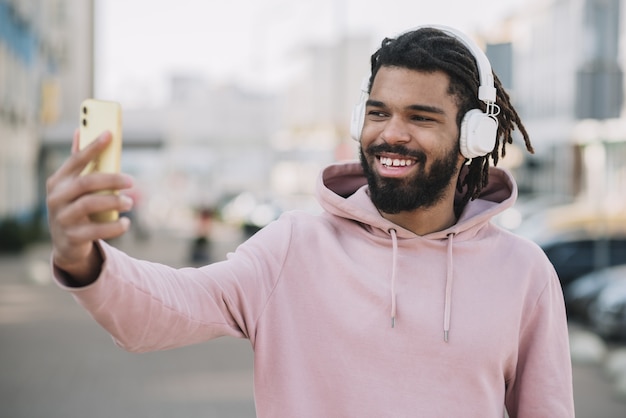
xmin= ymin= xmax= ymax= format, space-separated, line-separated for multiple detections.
xmin=368 ymin=27 xmax=534 ymax=205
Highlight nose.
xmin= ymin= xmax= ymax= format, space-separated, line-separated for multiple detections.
xmin=380 ymin=116 xmax=411 ymax=144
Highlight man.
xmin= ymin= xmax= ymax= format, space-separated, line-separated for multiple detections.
xmin=47 ymin=26 xmax=575 ymax=417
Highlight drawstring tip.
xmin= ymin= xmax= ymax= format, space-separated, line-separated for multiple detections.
xmin=444 ymin=330 xmax=449 ymax=342
xmin=391 ymin=316 xmax=396 ymax=328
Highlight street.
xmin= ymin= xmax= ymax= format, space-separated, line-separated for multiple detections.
xmin=1 ymin=228 xmax=256 ymax=418
xmin=1 ymin=227 xmax=626 ymax=417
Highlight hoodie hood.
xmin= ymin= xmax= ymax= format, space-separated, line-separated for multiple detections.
xmin=316 ymin=161 xmax=518 ymax=338
xmin=316 ymin=160 xmax=517 ymax=240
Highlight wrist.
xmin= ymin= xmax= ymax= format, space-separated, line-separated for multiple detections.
xmin=53 ymin=244 xmax=104 ymax=287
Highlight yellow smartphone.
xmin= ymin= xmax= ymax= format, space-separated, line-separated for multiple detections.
xmin=78 ymin=99 xmax=123 ymax=222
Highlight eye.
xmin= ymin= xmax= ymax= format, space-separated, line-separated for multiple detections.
xmin=367 ymin=110 xmax=388 ymax=119
xmin=411 ymin=114 xmax=434 ymax=122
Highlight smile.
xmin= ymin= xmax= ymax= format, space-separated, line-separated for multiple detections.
xmin=379 ymin=157 xmax=416 ymax=168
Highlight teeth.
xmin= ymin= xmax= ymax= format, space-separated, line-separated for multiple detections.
xmin=380 ymin=157 xmax=415 ymax=167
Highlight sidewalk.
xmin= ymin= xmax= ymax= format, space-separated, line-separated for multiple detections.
xmin=569 ymin=323 xmax=626 ymax=417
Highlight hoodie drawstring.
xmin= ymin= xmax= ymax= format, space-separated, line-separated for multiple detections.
xmin=389 ymin=229 xmax=398 ymax=328
xmin=388 ymin=229 xmax=456 ymax=342
xmin=443 ymin=232 xmax=455 ymax=342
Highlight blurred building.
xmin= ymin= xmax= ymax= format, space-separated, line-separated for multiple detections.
xmin=484 ymin=0 xmax=625 ymax=208
xmin=0 ymin=0 xmax=93 ymax=228
xmin=11 ymin=0 xmax=626 ymax=245
xmin=273 ymin=34 xmax=373 ymax=199
xmin=142 ymin=33 xmax=377 ymax=229
xmin=129 ymin=76 xmax=282 ymax=232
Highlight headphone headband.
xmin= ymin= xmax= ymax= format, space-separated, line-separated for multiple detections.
xmin=406 ymin=25 xmax=496 ymax=103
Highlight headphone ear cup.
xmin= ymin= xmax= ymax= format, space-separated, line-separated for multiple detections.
xmin=459 ymin=109 xmax=498 ymax=159
xmin=350 ymin=99 xmax=366 ymax=141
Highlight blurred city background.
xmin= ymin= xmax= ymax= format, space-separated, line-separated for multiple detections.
xmin=1 ymin=0 xmax=626 ymax=416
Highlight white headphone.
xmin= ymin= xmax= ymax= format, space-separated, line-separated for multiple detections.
xmin=350 ymin=24 xmax=500 ymax=159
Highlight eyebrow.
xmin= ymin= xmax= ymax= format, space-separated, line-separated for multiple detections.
xmin=366 ymin=99 xmax=446 ymax=115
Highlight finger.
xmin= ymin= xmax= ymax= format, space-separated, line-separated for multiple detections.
xmin=71 ymin=128 xmax=80 ymax=154
xmin=98 ymin=217 xmax=132 ymax=241
xmin=56 ymin=191 xmax=134 ymax=227
xmin=47 ymin=172 xmax=133 ymax=219
xmin=82 ymin=193 xmax=135 ymax=219
xmin=71 ymin=130 xmax=113 ymax=173
xmin=59 ymin=131 xmax=114 ymax=180
xmin=48 ymin=130 xmax=118 ymax=195
xmin=74 ymin=172 xmax=134 ymax=197
xmin=53 ymin=217 xmax=131 ymax=267
xmin=48 ymin=132 xmax=110 ymax=191
xmin=62 ymin=216 xmax=132 ymax=246
xmin=49 ymin=192 xmax=132 ymax=259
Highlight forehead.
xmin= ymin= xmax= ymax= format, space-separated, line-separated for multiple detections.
xmin=369 ymin=66 xmax=458 ymax=110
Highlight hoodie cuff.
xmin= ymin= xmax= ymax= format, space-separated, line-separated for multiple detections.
xmin=51 ymin=240 xmax=107 ymax=290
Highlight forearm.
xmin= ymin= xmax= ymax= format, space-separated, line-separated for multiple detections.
xmin=53 ymin=241 xmax=249 ymax=352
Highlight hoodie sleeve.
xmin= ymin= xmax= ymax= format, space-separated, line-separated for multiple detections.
xmin=53 ymin=217 xmax=294 ymax=353
xmin=504 ymin=267 xmax=575 ymax=417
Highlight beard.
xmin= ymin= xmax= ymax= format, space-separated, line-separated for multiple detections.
xmin=359 ymin=142 xmax=461 ymax=214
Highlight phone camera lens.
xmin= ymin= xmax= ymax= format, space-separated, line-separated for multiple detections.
xmin=82 ymin=106 xmax=88 ymax=115
xmin=82 ymin=118 xmax=87 ymax=127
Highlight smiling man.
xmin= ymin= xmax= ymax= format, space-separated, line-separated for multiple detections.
xmin=47 ymin=25 xmax=574 ymax=417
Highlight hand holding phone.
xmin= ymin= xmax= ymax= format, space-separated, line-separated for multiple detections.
xmin=78 ymin=99 xmax=123 ymax=222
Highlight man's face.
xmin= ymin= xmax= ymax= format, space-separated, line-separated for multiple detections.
xmin=359 ymin=66 xmax=465 ymax=214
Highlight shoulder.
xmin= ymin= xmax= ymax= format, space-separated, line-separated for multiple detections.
xmin=245 ymin=209 xmax=337 ymax=247
xmin=485 ymin=222 xmax=546 ymax=255
xmin=249 ymin=209 xmax=370 ymax=257
xmin=483 ymin=223 xmax=557 ymax=280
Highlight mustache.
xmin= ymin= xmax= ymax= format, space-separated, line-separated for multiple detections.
xmin=365 ymin=143 xmax=427 ymax=163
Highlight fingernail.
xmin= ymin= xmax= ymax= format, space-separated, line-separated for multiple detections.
xmin=121 ymin=174 xmax=134 ymax=187
xmin=120 ymin=195 xmax=134 ymax=210
xmin=120 ymin=217 xmax=131 ymax=230
xmin=98 ymin=131 xmax=112 ymax=141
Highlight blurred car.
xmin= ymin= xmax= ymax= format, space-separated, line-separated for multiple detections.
xmin=511 ymin=201 xmax=626 ymax=288
xmin=565 ymin=264 xmax=626 ymax=321
xmin=515 ymin=201 xmax=626 ymax=245
xmin=540 ymin=235 xmax=626 ymax=288
xmin=219 ymin=192 xmax=283 ymax=238
xmin=493 ymin=194 xmax=572 ymax=231
xmin=586 ymin=266 xmax=626 ymax=341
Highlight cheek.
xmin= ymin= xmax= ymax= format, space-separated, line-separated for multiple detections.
xmin=435 ymin=125 xmax=461 ymax=153
xmin=358 ymin=129 xmax=380 ymax=152
xmin=427 ymin=135 xmax=463 ymax=165
xmin=359 ymin=121 xmax=379 ymax=141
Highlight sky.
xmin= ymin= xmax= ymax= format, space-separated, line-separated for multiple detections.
xmin=94 ymin=0 xmax=525 ymax=107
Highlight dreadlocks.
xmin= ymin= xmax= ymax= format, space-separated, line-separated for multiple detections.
xmin=368 ymin=27 xmax=534 ymax=205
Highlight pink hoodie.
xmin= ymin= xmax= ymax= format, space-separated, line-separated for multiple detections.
xmin=55 ymin=162 xmax=575 ymax=417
